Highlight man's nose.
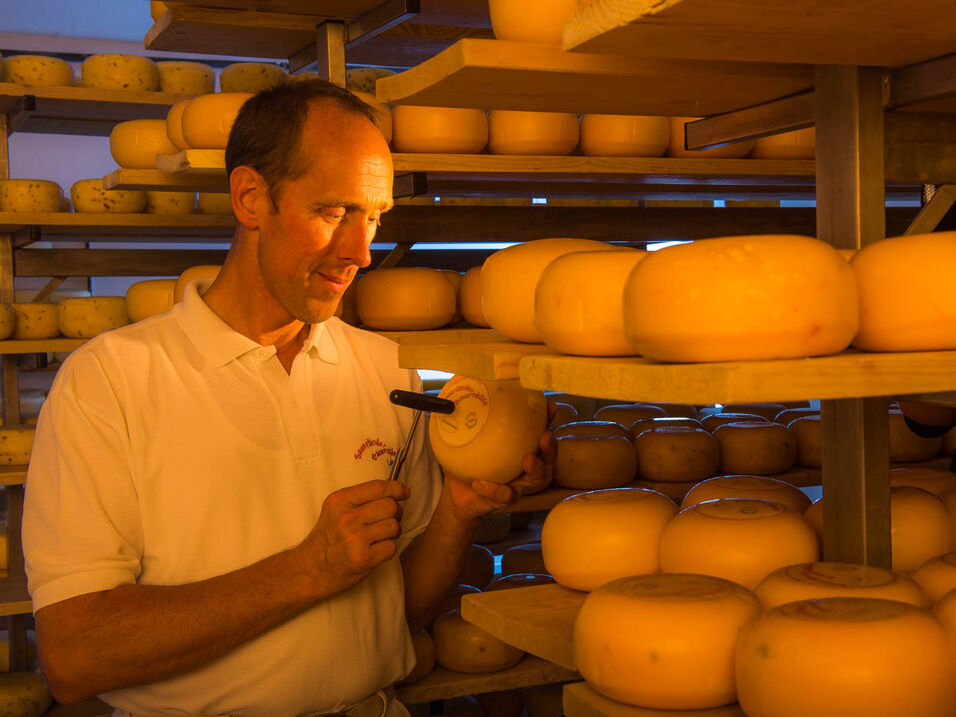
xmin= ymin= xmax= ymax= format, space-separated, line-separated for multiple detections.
xmin=338 ymin=218 xmax=374 ymax=268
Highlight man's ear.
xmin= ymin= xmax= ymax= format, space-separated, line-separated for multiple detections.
xmin=230 ymin=166 xmax=268 ymax=230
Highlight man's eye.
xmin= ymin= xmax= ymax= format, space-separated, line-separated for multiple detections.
xmin=323 ymin=209 xmax=346 ymax=222
xmin=368 ymin=214 xmax=382 ymax=226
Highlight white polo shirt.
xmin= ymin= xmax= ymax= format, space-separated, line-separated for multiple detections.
xmin=23 ymin=280 xmax=442 ymax=717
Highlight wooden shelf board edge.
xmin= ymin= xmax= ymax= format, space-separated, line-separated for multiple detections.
xmin=398 ymin=341 xmax=554 ymax=380
xmin=377 ymin=328 xmax=503 ymax=344
xmin=0 ymin=339 xmax=87 ymax=355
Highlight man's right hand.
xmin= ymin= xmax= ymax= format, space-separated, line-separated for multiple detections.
xmin=297 ymin=479 xmax=411 ymax=591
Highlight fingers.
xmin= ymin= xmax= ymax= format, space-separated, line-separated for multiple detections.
xmin=471 ymin=480 xmax=518 ymax=509
xmin=332 ymin=479 xmax=410 ymax=507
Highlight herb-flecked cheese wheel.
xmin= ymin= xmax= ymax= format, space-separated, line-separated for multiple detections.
xmin=145 ymin=191 xmax=195 ymax=215
xmin=1 ymin=55 xmax=73 ymax=87
xmin=0 ymin=426 xmax=36 ymax=465
xmin=197 ymin=193 xmax=233 ymax=215
xmin=219 ymin=62 xmax=286 ymax=92
xmin=82 ymin=54 xmax=160 ymax=91
xmin=0 ymin=673 xmax=52 ymax=715
xmin=11 ymin=303 xmax=58 ymax=339
xmin=57 ymin=297 xmax=130 ymax=338
xmin=71 ymin=180 xmax=147 ymax=213
xmin=0 ymin=180 xmax=62 ymax=213
xmin=156 ymin=60 xmax=215 ymax=95
xmin=0 ymin=304 xmax=14 ymax=341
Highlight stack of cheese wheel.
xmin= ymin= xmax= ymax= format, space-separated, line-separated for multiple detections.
xmin=714 ymin=421 xmax=796 ymax=475
xmin=0 ymin=426 xmax=36 ymax=464
xmin=634 ymin=426 xmax=720 ymax=483
xmin=432 ymin=608 xmax=523 ymax=674
xmin=11 ymin=303 xmax=59 ymax=339
xmin=166 ymin=98 xmax=191 ymax=150
xmin=181 ymin=93 xmax=254 ymax=149
xmin=488 ymin=111 xmax=580 ymax=155
xmin=682 ymin=475 xmax=811 ymax=513
xmin=71 ymin=180 xmax=146 ymax=214
xmin=594 ymin=403 xmax=666 ymax=425
xmin=553 ymin=431 xmax=635 ymax=489
xmin=535 ymin=249 xmax=646 ymax=355
xmin=145 ymin=191 xmax=195 ymax=215
xmin=553 ymin=420 xmax=628 ymax=439
xmin=438 ymin=270 xmax=463 ymax=324
xmin=755 ymin=562 xmax=927 ymax=609
xmin=549 ymin=401 xmax=578 ymax=430
xmin=890 ymin=467 xmax=956 ymax=496
xmin=482 ymin=237 xmax=615 ymax=343
xmin=889 ymin=408 xmax=943 ymax=461
xmin=852 ymin=231 xmax=956 ymax=351
xmin=580 ymin=115 xmax=670 ymax=156
xmin=1 ymin=55 xmax=73 ymax=86
xmin=736 ymin=598 xmax=956 ymax=717
xmin=629 ymin=416 xmax=702 ymax=440
xmin=788 ymin=414 xmax=822 ymax=467
xmin=345 ymin=67 xmax=395 ymax=94
xmin=219 ymin=62 xmax=286 ymax=92
xmin=428 ymin=375 xmax=547 ymax=485
xmin=174 ymin=265 xmax=221 ymax=302
xmin=624 ymin=235 xmax=858 ymax=362
xmin=0 ymin=180 xmax=62 ymax=213
xmin=392 ymin=106 xmax=488 ymax=154
xmin=58 ymin=297 xmax=130 ymax=338
xmin=668 ymin=117 xmax=754 ymax=158
xmin=488 ymin=0 xmax=585 ymax=45
xmin=156 ymin=61 xmax=215 ymax=95
xmin=458 ymin=266 xmax=489 ymax=327
xmin=775 ymin=406 xmax=819 ymax=424
xmin=110 ymin=120 xmax=178 ymax=168
xmin=82 ymin=54 xmax=159 ymax=91
xmin=660 ymin=498 xmax=819 ymax=589
xmin=350 ymin=90 xmax=392 ymax=144
xmin=354 ymin=267 xmax=456 ymax=330
xmin=750 ymin=127 xmax=816 ymax=159
xmin=542 ymin=488 xmax=678 ymax=591
xmin=649 ymin=402 xmax=699 ymax=418
xmin=575 ymin=573 xmax=760 ymax=709
xmin=722 ymin=403 xmax=788 ymax=421
xmin=126 ymin=279 xmax=176 ymax=322
xmin=912 ymin=553 xmax=956 ymax=603
xmin=701 ymin=412 xmax=767 ymax=432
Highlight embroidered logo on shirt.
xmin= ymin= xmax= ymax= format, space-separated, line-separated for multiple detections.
xmin=354 ymin=437 xmax=396 ymax=465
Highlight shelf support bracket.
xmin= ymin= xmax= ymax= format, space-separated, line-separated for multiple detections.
xmin=315 ymin=21 xmax=347 ymax=87
xmin=393 ymin=172 xmax=429 ymax=199
xmin=685 ymin=91 xmax=815 ymax=150
xmin=375 ymin=241 xmax=415 ymax=269
xmin=31 ymin=276 xmax=67 ymax=304
xmin=903 ymin=184 xmax=956 ymax=235
xmin=6 ymin=95 xmax=36 ymax=136
xmin=887 ymin=52 xmax=956 ymax=110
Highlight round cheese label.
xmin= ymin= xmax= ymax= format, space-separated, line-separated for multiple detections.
xmin=435 ymin=376 xmax=491 ymax=449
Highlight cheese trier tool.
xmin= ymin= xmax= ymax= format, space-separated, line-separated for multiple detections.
xmin=387 ymin=390 xmax=455 ymax=482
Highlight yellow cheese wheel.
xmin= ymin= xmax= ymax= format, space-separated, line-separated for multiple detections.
xmin=156 ymin=60 xmax=215 ymax=95
xmin=351 ymin=90 xmax=392 ymax=144
xmin=429 ymin=375 xmax=547 ymax=484
xmin=891 ymin=467 xmax=956 ymax=496
xmin=594 ymin=403 xmax=666 ymax=426
xmin=660 ymin=499 xmax=819 ymax=589
xmin=174 ymin=264 xmax=221 ymax=303
xmin=345 ymin=67 xmax=395 ymax=93
xmin=755 ymin=562 xmax=927 ymax=609
xmin=145 ymin=191 xmax=195 ymax=215
xmin=488 ymin=0 xmax=587 ymax=46
xmin=889 ymin=409 xmax=943 ymax=462
xmin=82 ymin=54 xmax=159 ymax=91
xmin=736 ymin=598 xmax=956 ymax=717
xmin=634 ymin=426 xmax=719 ymax=483
xmin=432 ymin=610 xmax=524 ymax=673
xmin=628 ymin=416 xmax=702 ymax=440
xmin=501 ymin=543 xmax=546 ymax=576
xmin=71 ymin=180 xmax=146 ymax=214
xmin=488 ymin=110 xmax=580 ymax=155
xmin=580 ymin=114 xmax=670 ymax=157
xmin=11 ymin=303 xmax=59 ymax=339
xmin=852 ymin=231 xmax=956 ymax=351
xmin=219 ymin=62 xmax=286 ymax=93
xmin=624 ymin=235 xmax=858 ymax=362
xmin=397 ymin=629 xmax=436 ymax=685
xmin=0 ymin=673 xmax=52 ymax=715
xmin=647 ymin=402 xmax=698 ymax=419
xmin=913 ymin=553 xmax=956 ymax=604
xmin=575 ymin=573 xmax=760 ymax=709
xmin=460 ymin=544 xmax=495 ymax=590
xmin=668 ymin=117 xmax=754 ymax=158
xmin=0 ymin=426 xmax=36 ymax=464
xmin=197 ymin=192 xmax=233 ymax=215
xmin=775 ymin=407 xmax=819 ymax=425
xmin=553 ymin=434 xmax=636 ymax=489
xmin=0 ymin=179 xmax=62 ymax=213
xmin=713 ymin=421 xmax=796 ymax=475
xmin=890 ymin=486 xmax=951 ymax=573
xmin=391 ymin=106 xmax=488 ymax=154
xmin=1 ymin=54 xmax=72 ymax=86
xmin=0 ymin=305 xmax=14 ymax=341
xmin=934 ymin=588 xmax=956 ymax=667
xmin=788 ymin=414 xmax=822 ymax=468
xmin=166 ymin=97 xmax=191 ymax=150
xmin=682 ymin=475 xmax=810 ymax=513
xmin=553 ymin=420 xmax=628 ymax=438
xmin=181 ymin=93 xmax=254 ymax=149
xmin=534 ymin=249 xmax=646 ymax=356
xmin=750 ymin=127 xmax=816 ymax=159
xmin=721 ymin=403 xmax=788 ymax=421
xmin=481 ymin=238 xmax=615 ymax=343
xmin=458 ymin=266 xmax=489 ymax=327
xmin=354 ymin=267 xmax=456 ymax=330
xmin=126 ymin=279 xmax=175 ymax=322
xmin=701 ymin=412 xmax=767 ymax=432
xmin=110 ymin=119 xmax=178 ymax=169
xmin=803 ymin=498 xmax=823 ymax=540
xmin=150 ymin=1 xmax=168 ymax=20
xmin=438 ymin=270 xmax=463 ymax=324
xmin=542 ymin=488 xmax=678 ymax=590
xmin=58 ymin=297 xmax=130 ymax=338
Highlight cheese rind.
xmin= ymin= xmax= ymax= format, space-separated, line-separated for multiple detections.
xmin=0 ymin=426 xmax=36 ymax=464
xmin=1 ymin=54 xmax=73 ymax=87
xmin=350 ymin=90 xmax=393 ymax=144
xmin=11 ymin=303 xmax=59 ymax=339
xmin=345 ymin=67 xmax=395 ymax=93
xmin=912 ymin=552 xmax=956 ymax=604
xmin=458 ymin=266 xmax=489 ymax=327
xmin=82 ymin=54 xmax=160 ymax=91
xmin=175 ymin=265 xmax=221 ymax=303
xmin=0 ymin=673 xmax=52 ymax=715
xmin=580 ymin=114 xmax=670 ymax=157
xmin=553 ymin=435 xmax=636 ymax=489
xmin=181 ymin=93 xmax=254 ymax=149
xmin=713 ymin=421 xmax=796 ymax=475
xmin=0 ymin=304 xmax=14 ymax=341
xmin=219 ymin=62 xmax=287 ymax=93
xmin=197 ymin=193 xmax=233 ymax=215
xmin=751 ymin=127 xmax=816 ymax=159
xmin=145 ymin=191 xmax=195 ymax=215
xmin=110 ymin=119 xmax=178 ymax=169
xmin=432 ymin=610 xmax=524 ymax=673
xmin=755 ymin=562 xmax=928 ymax=609
xmin=488 ymin=110 xmax=580 ymax=156
xmin=58 ymin=297 xmax=130 ymax=338
xmin=634 ymin=426 xmax=720 ymax=483
xmin=0 ymin=179 xmax=63 ymax=213
xmin=156 ymin=60 xmax=215 ymax=95
xmin=392 ymin=106 xmax=488 ymax=154
xmin=71 ymin=180 xmax=147 ymax=214
xmin=126 ymin=279 xmax=175 ymax=322
xmin=682 ymin=475 xmax=810 ymax=513
xmin=354 ymin=268 xmax=456 ymax=330
xmin=166 ymin=98 xmax=192 ymax=150
xmin=488 ymin=0 xmax=587 ymax=46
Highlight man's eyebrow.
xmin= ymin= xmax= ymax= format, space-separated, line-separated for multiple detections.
xmin=311 ymin=201 xmax=393 ymax=212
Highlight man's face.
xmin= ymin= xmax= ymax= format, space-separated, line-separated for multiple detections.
xmin=256 ymin=104 xmax=393 ymax=325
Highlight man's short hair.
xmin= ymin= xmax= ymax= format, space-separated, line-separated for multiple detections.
xmin=225 ymin=78 xmax=378 ymax=210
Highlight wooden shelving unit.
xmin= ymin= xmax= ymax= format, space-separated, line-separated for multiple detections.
xmin=0 ymin=577 xmax=32 ymax=618
xmin=562 ymin=682 xmax=746 ymax=717
xmin=0 ymin=468 xmax=28 ymax=488
xmin=0 ymin=212 xmax=235 ymax=242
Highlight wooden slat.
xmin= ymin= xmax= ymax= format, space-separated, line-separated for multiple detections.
xmin=563 ymin=0 xmax=956 ymax=67
xmin=156 ymin=150 xmax=226 ymax=174
xmin=375 ymin=39 xmax=813 ymax=116
xmin=460 ymin=584 xmax=584 ymax=672
xmin=0 ymin=212 xmax=235 ymax=239
xmin=399 ymin=341 xmax=553 ymax=380
xmin=378 ymin=328 xmax=503 ymax=344
xmin=14 ymin=249 xmax=229 ymax=277
xmin=103 ymin=169 xmax=228 ymax=193
xmin=0 ymin=577 xmax=32 ymax=618
xmin=396 ymin=655 xmax=577 ymax=705
xmin=0 ymin=339 xmax=86 ymax=355
xmin=0 ymin=467 xmax=26 ymax=487
xmin=563 ymin=682 xmax=747 ymax=717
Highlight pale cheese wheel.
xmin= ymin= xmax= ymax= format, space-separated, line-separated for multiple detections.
xmin=755 ymin=562 xmax=927 ymax=610
xmin=534 ymin=249 xmax=646 ymax=356
xmin=713 ymin=421 xmax=796 ymax=475
xmin=397 ymin=629 xmax=436 ymax=684
xmin=575 ymin=573 xmax=761 ymax=709
xmin=145 ymin=191 xmax=195 ymax=215
xmin=481 ymin=237 xmax=615 ymax=343
xmin=58 ymin=297 xmax=130 ymax=338
xmin=82 ymin=54 xmax=159 ymax=91
xmin=628 ymin=416 xmax=701 ymax=440
xmin=166 ymin=97 xmax=191 ymax=150
xmin=624 ymin=235 xmax=858 ymax=362
xmin=438 ymin=269 xmax=463 ymax=324
xmin=891 ymin=467 xmax=956 ymax=496
xmin=852 ymin=231 xmax=956 ymax=351
xmin=701 ymin=412 xmax=767 ymax=432
xmin=682 ymin=475 xmax=810 ymax=513
xmin=0 ymin=305 xmax=14 ymax=340
xmin=593 ymin=403 xmax=666 ymax=425
xmin=0 ymin=426 xmax=35 ymax=464
xmin=1 ymin=54 xmax=72 ymax=87
xmin=750 ymin=127 xmax=816 ymax=160
xmin=0 ymin=179 xmax=62 ymax=213
xmin=150 ymin=1 xmax=168 ymax=20
xmin=549 ymin=401 xmax=578 ymax=430
xmin=488 ymin=110 xmax=580 ymax=156
xmin=553 ymin=420 xmax=628 ymax=438
xmin=889 ymin=409 xmax=943 ymax=462
xmin=660 ymin=499 xmax=820 ymax=589
xmin=775 ymin=406 xmax=819 ymax=424
xmin=354 ymin=267 xmax=456 ymax=330
xmin=460 ymin=544 xmax=494 ymax=590
xmin=428 ymin=375 xmax=547 ymax=484
xmin=736 ymin=598 xmax=956 ymax=717
xmin=432 ymin=610 xmax=523 ymax=673
xmin=174 ymin=265 xmax=221 ymax=303
xmin=181 ymin=93 xmax=254 ymax=149
xmin=668 ymin=117 xmax=754 ymax=158
xmin=351 ymin=90 xmax=392 ymax=144
xmin=0 ymin=673 xmax=52 ymax=716
xmin=345 ymin=67 xmax=395 ymax=93
xmin=391 ymin=106 xmax=488 ymax=154
xmin=126 ymin=279 xmax=175 ymax=322
xmin=197 ymin=192 xmax=233 ymax=215
xmin=890 ymin=486 xmax=951 ymax=573
xmin=542 ymin=488 xmax=678 ymax=590
xmin=458 ymin=266 xmax=489 ymax=327
xmin=553 ymin=434 xmax=636 ymax=489
xmin=501 ymin=543 xmax=546 ymax=576
xmin=71 ymin=180 xmax=146 ymax=214
xmin=11 ymin=303 xmax=58 ymax=339
xmin=488 ymin=0 xmax=588 ymax=46
xmin=110 ymin=119 xmax=178 ymax=169
xmin=156 ymin=60 xmax=215 ymax=95
xmin=219 ymin=62 xmax=286 ymax=93
xmin=634 ymin=426 xmax=719 ymax=483
xmin=913 ymin=553 xmax=956 ymax=604
xmin=580 ymin=114 xmax=670 ymax=157
xmin=722 ymin=403 xmax=788 ymax=421
xmin=788 ymin=414 xmax=822 ymax=468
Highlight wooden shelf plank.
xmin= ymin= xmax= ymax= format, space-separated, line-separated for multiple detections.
xmin=0 ymin=577 xmax=32 ymax=618
xmin=0 ymin=339 xmax=86 ymax=355
xmin=0 ymin=467 xmax=27 ymax=487
xmin=103 ymin=169 xmax=228 ymax=193
xmin=375 ymin=39 xmax=813 ymax=116
xmin=460 ymin=584 xmax=584 ymax=672
xmin=564 ymin=0 xmax=956 ymax=68
xmin=396 ymin=655 xmax=577 ymax=705
xmin=563 ymin=682 xmax=746 ymax=717
xmin=156 ymin=150 xmax=225 ymax=174
xmin=0 ymin=212 xmax=235 ymax=239
xmin=398 ymin=341 xmax=553 ymax=380
xmin=378 ymin=328 xmax=503 ymax=344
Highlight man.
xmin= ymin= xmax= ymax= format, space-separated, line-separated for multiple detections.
xmin=23 ymin=80 xmax=553 ymax=716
